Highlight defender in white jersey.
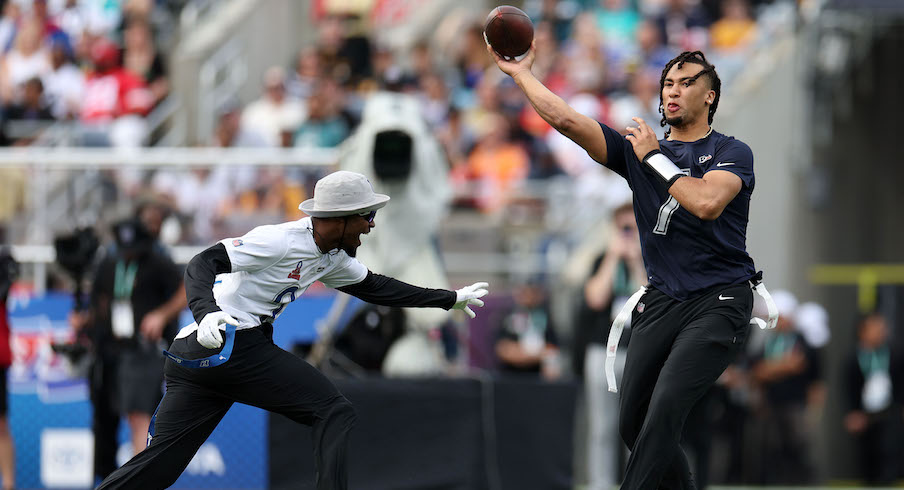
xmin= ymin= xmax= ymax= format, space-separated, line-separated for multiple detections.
xmin=98 ymin=171 xmax=489 ymax=490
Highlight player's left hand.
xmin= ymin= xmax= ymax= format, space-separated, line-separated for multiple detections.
xmin=625 ymin=117 xmax=660 ymax=161
xmin=140 ymin=309 xmax=167 ymax=341
xmin=453 ymin=282 xmax=489 ymax=319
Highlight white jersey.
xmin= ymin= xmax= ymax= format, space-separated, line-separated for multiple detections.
xmin=213 ymin=217 xmax=367 ymax=330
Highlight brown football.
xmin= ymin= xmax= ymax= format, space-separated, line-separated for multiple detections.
xmin=484 ymin=6 xmax=534 ymax=60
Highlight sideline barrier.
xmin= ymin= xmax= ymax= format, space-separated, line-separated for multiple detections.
xmin=270 ymin=377 xmax=577 ymax=490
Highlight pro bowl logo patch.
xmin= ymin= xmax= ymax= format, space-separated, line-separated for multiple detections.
xmin=287 ymin=260 xmax=303 ymax=280
xmin=637 ymin=302 xmax=645 ymax=313
xmin=232 ymin=239 xmax=244 ymax=247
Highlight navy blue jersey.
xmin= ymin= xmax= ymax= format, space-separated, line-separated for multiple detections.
xmin=599 ymin=123 xmax=757 ymax=300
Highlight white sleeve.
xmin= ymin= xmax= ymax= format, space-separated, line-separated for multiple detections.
xmin=219 ymin=225 xmax=289 ymax=273
xmin=319 ymin=255 xmax=368 ymax=289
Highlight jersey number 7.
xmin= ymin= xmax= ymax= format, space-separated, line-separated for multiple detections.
xmin=653 ymin=169 xmax=690 ymax=236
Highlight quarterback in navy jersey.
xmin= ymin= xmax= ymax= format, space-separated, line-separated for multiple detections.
xmin=490 ymin=45 xmax=776 ymax=490
xmin=600 ymin=123 xmax=757 ymax=300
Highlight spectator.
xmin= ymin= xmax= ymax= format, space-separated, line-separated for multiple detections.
xmin=416 ymin=72 xmax=451 ymax=129
xmin=608 ymin=68 xmax=665 ymax=139
xmin=795 ymin=302 xmax=831 ymax=351
xmin=212 ymin=101 xmax=267 ymax=149
xmin=241 ymin=66 xmax=306 ymax=147
xmin=463 ymin=73 xmax=503 ymax=139
xmin=630 ymin=18 xmax=675 ymax=75
xmin=1 ymin=76 xmax=55 ymax=145
xmin=750 ymin=290 xmax=818 ymax=484
xmin=0 ymin=2 xmax=22 ymax=54
xmin=843 ymin=312 xmax=904 ymax=486
xmin=42 ymin=36 xmax=85 ymax=120
xmin=0 ymin=16 xmax=52 ymax=105
xmin=32 ymin=0 xmax=68 ymax=45
xmin=436 ymin=106 xmax=476 ymax=177
xmin=573 ymin=202 xmax=645 ymax=490
xmin=287 ymin=46 xmax=325 ymax=100
xmin=206 ymin=102 xmax=266 ymax=235
xmin=454 ymin=24 xmax=492 ymax=90
xmin=654 ymin=0 xmax=711 ymax=52
xmin=316 ymin=14 xmax=372 ymax=86
xmin=54 ymin=0 xmax=90 ymax=47
xmin=708 ymin=356 xmax=754 ymax=484
xmin=80 ymin=37 xmax=154 ymax=147
xmin=594 ymin=0 xmax=642 ymax=51
xmin=121 ymin=19 xmax=168 ymax=107
xmin=120 ymin=0 xmax=176 ymax=51
xmin=560 ymin=12 xmax=608 ymax=95
xmin=293 ymin=78 xmax=349 ymax=149
xmin=150 ymin=166 xmax=233 ymax=245
xmin=525 ymin=0 xmax=579 ymax=44
xmin=408 ymin=39 xmax=435 ymax=82
xmin=494 ymin=279 xmax=561 ymax=380
xmin=710 ymin=0 xmax=758 ymax=53
xmin=529 ymin=20 xmax=563 ymax=85
xmin=795 ymin=300 xmax=830 ymax=481
xmin=455 ymin=112 xmax=529 ymax=213
xmin=69 ymin=217 xmax=185 ymax=482
xmin=0 ymin=245 xmax=17 ymax=490
xmin=370 ymin=43 xmax=412 ymax=91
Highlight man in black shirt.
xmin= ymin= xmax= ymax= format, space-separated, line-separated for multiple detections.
xmin=71 ymin=218 xmax=185 ymax=481
xmin=490 ymin=46 xmax=776 ymax=489
xmin=842 ymin=312 xmax=904 ymax=485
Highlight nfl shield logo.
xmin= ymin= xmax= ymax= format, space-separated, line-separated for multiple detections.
xmin=637 ymin=302 xmax=645 ymax=313
xmin=233 ymin=239 xmax=244 ymax=247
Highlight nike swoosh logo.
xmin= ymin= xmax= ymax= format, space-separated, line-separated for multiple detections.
xmin=718 ymin=294 xmax=734 ymax=300
xmin=716 ymin=162 xmax=735 ymax=167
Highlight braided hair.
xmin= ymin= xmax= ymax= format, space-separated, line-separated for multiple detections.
xmin=658 ymin=51 xmax=721 ymax=138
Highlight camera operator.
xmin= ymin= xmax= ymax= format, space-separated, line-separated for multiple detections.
xmin=0 ymin=243 xmax=17 ymax=490
xmin=69 ymin=217 xmax=185 ymax=482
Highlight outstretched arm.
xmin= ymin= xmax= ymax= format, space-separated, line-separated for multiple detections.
xmin=338 ymin=273 xmax=489 ymax=318
xmin=337 ymin=272 xmax=457 ymax=309
xmin=488 ymin=43 xmax=609 ymax=165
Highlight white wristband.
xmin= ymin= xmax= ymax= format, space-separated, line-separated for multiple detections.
xmin=644 ymin=151 xmax=684 ymax=186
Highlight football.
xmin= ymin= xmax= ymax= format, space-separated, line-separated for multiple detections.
xmin=484 ymin=5 xmax=534 ymax=60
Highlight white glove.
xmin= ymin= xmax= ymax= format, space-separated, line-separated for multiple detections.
xmin=197 ymin=311 xmax=238 ymax=349
xmin=453 ymin=282 xmax=489 ymax=319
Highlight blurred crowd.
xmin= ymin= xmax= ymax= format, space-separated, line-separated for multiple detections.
xmin=0 ymin=0 xmax=179 ymax=147
xmin=1 ymin=0 xmax=783 ymax=245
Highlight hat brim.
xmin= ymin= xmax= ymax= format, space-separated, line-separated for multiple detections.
xmin=298 ymin=193 xmax=390 ymax=218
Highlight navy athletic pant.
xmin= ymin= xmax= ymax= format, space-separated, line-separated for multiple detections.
xmin=96 ymin=323 xmax=356 ymax=490
xmin=618 ymin=282 xmax=752 ymax=490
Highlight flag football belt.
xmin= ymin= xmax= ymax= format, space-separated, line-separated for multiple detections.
xmin=163 ymin=322 xmax=237 ymax=368
xmin=605 ymin=273 xmax=778 ymax=393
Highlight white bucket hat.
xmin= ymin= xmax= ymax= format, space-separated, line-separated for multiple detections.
xmin=298 ymin=171 xmax=390 ymax=218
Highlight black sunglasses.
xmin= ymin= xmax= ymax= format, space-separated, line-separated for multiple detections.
xmin=358 ymin=210 xmax=377 ymax=223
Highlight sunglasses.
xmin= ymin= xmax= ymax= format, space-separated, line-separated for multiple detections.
xmin=358 ymin=210 xmax=377 ymax=223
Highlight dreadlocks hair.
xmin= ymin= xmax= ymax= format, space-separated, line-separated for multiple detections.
xmin=658 ymin=51 xmax=721 ymax=138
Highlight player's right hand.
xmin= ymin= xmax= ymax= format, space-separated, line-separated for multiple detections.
xmin=486 ymin=41 xmax=535 ymax=79
xmin=197 ymin=311 xmax=238 ymax=349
